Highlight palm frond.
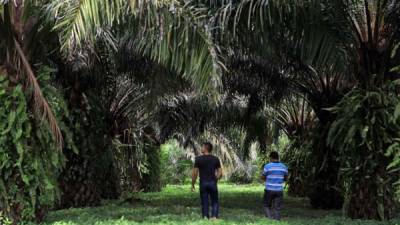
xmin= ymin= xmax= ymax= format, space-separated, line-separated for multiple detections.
xmin=275 ymin=96 xmax=315 ymax=140
xmin=214 ymin=0 xmax=352 ymax=78
xmin=157 ymin=91 xmax=273 ymax=158
xmin=48 ymin=0 xmax=224 ymax=91
xmin=46 ymin=0 xmax=126 ymax=52
xmin=14 ymin=39 xmax=63 ymax=148
xmin=123 ymin=1 xmax=225 ymax=91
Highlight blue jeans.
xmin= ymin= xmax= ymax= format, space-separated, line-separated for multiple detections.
xmin=199 ymin=181 xmax=219 ymax=218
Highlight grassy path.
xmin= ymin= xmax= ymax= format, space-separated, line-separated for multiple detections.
xmin=40 ymin=184 xmax=399 ymax=225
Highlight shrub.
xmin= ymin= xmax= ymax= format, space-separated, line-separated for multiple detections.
xmin=0 ymin=76 xmax=65 ymax=223
xmin=228 ymin=164 xmax=258 ymax=184
xmin=160 ymin=140 xmax=193 ymax=185
xmin=280 ymin=142 xmax=311 ymax=197
xmin=328 ymin=84 xmax=400 ymax=219
xmin=142 ymin=143 xmax=162 ymax=192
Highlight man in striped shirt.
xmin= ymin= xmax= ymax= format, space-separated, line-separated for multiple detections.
xmin=261 ymin=151 xmax=288 ymax=220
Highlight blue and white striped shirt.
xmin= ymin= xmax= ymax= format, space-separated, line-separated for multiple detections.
xmin=263 ymin=162 xmax=288 ymax=192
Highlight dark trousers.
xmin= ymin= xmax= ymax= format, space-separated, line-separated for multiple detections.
xmin=199 ymin=181 xmax=219 ymax=218
xmin=263 ymin=190 xmax=283 ymax=220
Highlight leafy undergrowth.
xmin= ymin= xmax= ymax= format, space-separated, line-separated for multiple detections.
xmin=37 ymin=184 xmax=399 ymax=225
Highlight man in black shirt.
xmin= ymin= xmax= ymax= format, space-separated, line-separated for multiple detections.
xmin=191 ymin=142 xmax=222 ymax=220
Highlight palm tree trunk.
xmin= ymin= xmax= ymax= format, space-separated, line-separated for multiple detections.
xmin=308 ymin=119 xmax=344 ymax=209
xmin=345 ymin=148 xmax=396 ymax=220
xmin=346 ymin=171 xmax=396 ymax=219
xmin=56 ymin=69 xmax=102 ymax=208
xmin=141 ymin=141 xmax=162 ymax=192
xmin=57 ymin=110 xmax=101 ymax=208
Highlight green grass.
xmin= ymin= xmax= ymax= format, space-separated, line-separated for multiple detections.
xmin=39 ymin=184 xmax=399 ymax=225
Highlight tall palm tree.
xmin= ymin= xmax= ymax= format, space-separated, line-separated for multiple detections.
xmin=204 ymin=0 xmax=352 ymax=209
xmin=275 ymin=96 xmax=315 ymax=197
xmin=0 ymin=1 xmax=226 ymax=221
xmin=40 ymin=0 xmax=228 ymax=209
xmin=211 ymin=0 xmax=400 ymax=218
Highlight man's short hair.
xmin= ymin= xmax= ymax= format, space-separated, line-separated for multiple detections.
xmin=202 ymin=142 xmax=213 ymax=152
xmin=269 ymin=151 xmax=279 ymax=160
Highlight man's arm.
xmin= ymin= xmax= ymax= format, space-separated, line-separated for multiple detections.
xmin=215 ymin=168 xmax=223 ymax=180
xmin=284 ymin=166 xmax=289 ymax=182
xmin=284 ymin=174 xmax=288 ymax=182
xmin=260 ymin=174 xmax=266 ymax=182
xmin=191 ymin=168 xmax=199 ymax=191
xmin=260 ymin=164 xmax=267 ymax=181
xmin=215 ymin=158 xmax=223 ymax=181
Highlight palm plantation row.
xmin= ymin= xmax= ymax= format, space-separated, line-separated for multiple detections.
xmin=0 ymin=0 xmax=399 ymax=224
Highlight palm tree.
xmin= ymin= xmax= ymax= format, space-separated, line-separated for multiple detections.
xmin=203 ymin=0 xmax=351 ymax=209
xmin=211 ymin=0 xmax=400 ymax=218
xmin=1 ymin=0 xmax=226 ymax=221
xmin=40 ymin=0 xmax=229 ymax=209
xmin=275 ymin=96 xmax=315 ymax=197
xmin=0 ymin=1 xmax=72 ymax=223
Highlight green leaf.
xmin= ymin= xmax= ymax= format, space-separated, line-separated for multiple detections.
xmin=361 ymin=126 xmax=369 ymax=139
xmin=21 ymin=174 xmax=30 ymax=185
xmin=394 ymin=103 xmax=400 ymax=120
xmin=1 ymin=111 xmax=16 ymax=135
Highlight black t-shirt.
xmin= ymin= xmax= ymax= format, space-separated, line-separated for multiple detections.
xmin=194 ymin=155 xmax=221 ymax=182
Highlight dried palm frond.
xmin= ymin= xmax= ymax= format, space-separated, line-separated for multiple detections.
xmin=14 ymin=39 xmax=63 ymax=148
